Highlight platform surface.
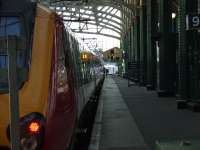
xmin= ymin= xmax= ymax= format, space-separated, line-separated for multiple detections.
xmin=89 ymin=76 xmax=200 ymax=150
xmin=113 ymin=76 xmax=200 ymax=150
xmin=155 ymin=139 xmax=200 ymax=150
xmin=90 ymin=76 xmax=149 ymax=150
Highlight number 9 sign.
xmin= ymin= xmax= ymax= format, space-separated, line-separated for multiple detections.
xmin=192 ymin=16 xmax=200 ymax=27
xmin=186 ymin=14 xmax=200 ymax=30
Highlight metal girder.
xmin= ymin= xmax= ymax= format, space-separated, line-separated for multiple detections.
xmin=61 ymin=11 xmax=123 ymax=31
xmin=61 ymin=7 xmax=122 ymax=25
xmin=50 ymin=2 xmax=131 ymax=19
xmin=73 ymin=30 xmax=120 ymax=39
xmin=54 ymin=6 xmax=123 ymax=37
xmin=40 ymin=0 xmax=135 ymax=40
xmin=49 ymin=0 xmax=133 ymax=11
xmin=52 ymin=4 xmax=122 ymax=19
xmin=62 ymin=7 xmax=123 ymax=26
xmin=65 ymin=19 xmax=121 ymax=34
xmin=64 ymin=18 xmax=122 ymax=33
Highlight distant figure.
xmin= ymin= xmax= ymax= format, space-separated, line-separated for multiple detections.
xmin=103 ymin=68 xmax=108 ymax=76
xmin=106 ymin=69 xmax=109 ymax=76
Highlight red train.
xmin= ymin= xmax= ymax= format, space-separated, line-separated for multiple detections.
xmin=0 ymin=1 xmax=104 ymax=149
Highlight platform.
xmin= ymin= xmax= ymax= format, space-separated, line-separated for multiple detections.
xmin=89 ymin=76 xmax=149 ymax=150
xmin=114 ymin=76 xmax=200 ymax=150
xmin=89 ymin=76 xmax=200 ymax=150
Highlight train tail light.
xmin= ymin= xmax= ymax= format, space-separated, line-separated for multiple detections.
xmin=7 ymin=112 xmax=45 ymax=150
xmin=21 ymin=121 xmax=42 ymax=150
xmin=28 ymin=121 xmax=40 ymax=134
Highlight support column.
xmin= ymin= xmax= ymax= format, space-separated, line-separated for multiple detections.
xmin=157 ymin=0 xmax=176 ymax=97
xmin=134 ymin=15 xmax=140 ymax=82
xmin=186 ymin=0 xmax=198 ymax=100
xmin=139 ymin=2 xmax=147 ymax=86
xmin=177 ymin=0 xmax=199 ymax=109
xmin=131 ymin=24 xmax=134 ymax=61
xmin=124 ymin=34 xmax=129 ymax=75
xmin=128 ymin=28 xmax=131 ymax=61
xmin=146 ymin=0 xmax=157 ymax=90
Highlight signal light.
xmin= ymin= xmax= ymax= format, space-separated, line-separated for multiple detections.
xmin=29 ymin=122 xmax=40 ymax=133
xmin=81 ymin=53 xmax=89 ymax=62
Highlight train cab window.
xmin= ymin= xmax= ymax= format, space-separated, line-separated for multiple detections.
xmin=0 ymin=16 xmax=28 ymax=93
xmin=0 ymin=17 xmax=21 ymax=37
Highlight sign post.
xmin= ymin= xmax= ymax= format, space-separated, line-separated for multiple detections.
xmin=7 ymin=36 xmax=20 ymax=150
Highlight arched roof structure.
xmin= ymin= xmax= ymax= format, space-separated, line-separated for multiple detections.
xmin=40 ymin=0 xmax=134 ymax=40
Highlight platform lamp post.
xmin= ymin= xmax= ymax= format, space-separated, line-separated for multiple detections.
xmin=7 ymin=36 xmax=20 ymax=150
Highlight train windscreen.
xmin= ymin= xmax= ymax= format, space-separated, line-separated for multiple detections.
xmin=0 ymin=16 xmax=28 ymax=93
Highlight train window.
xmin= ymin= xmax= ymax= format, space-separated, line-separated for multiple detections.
xmin=0 ymin=52 xmax=7 ymax=68
xmin=0 ymin=17 xmax=21 ymax=37
xmin=0 ymin=17 xmax=25 ymax=68
xmin=0 ymin=16 xmax=27 ymax=92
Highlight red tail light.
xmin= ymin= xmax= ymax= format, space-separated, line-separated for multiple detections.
xmin=28 ymin=122 xmax=40 ymax=133
xmin=7 ymin=113 xmax=45 ymax=150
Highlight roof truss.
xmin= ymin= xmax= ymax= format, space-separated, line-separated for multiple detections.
xmin=40 ymin=0 xmax=134 ymax=39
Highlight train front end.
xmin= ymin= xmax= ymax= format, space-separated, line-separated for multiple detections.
xmin=0 ymin=1 xmax=55 ymax=149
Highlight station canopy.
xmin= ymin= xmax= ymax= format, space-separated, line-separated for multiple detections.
xmin=40 ymin=0 xmax=133 ymax=40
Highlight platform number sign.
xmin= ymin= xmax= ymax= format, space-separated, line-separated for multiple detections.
xmin=186 ymin=14 xmax=200 ymax=30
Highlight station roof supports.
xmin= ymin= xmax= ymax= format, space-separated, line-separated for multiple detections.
xmin=40 ymin=0 xmax=200 ymax=106
xmin=39 ymin=0 xmax=137 ymax=40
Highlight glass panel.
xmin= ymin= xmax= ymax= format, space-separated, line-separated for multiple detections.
xmin=0 ymin=53 xmax=7 ymax=68
xmin=0 ymin=17 xmax=23 ymax=68
xmin=0 ymin=17 xmax=27 ymax=92
xmin=0 ymin=17 xmax=21 ymax=37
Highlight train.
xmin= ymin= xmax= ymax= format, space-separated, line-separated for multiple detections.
xmin=0 ymin=0 xmax=104 ymax=149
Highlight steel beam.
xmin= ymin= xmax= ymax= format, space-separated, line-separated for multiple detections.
xmin=72 ymin=30 xmax=121 ymax=39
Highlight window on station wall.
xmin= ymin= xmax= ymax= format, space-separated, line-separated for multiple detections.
xmin=110 ymin=49 xmax=114 ymax=54
xmin=111 ymin=56 xmax=114 ymax=61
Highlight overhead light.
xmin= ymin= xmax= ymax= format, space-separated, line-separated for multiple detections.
xmin=172 ymin=13 xmax=176 ymax=19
